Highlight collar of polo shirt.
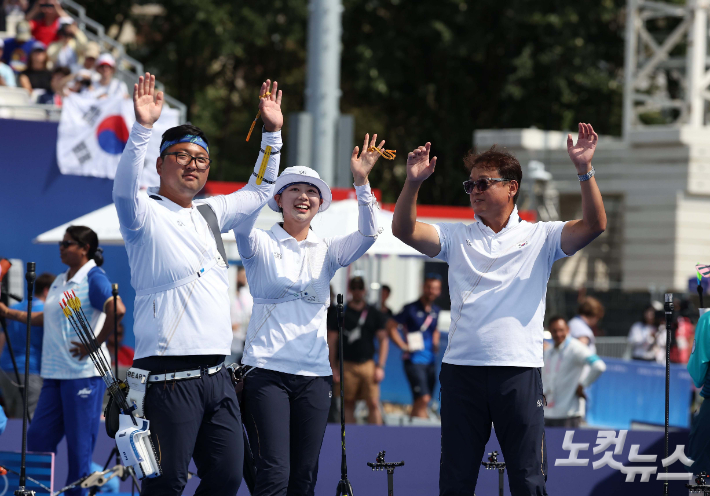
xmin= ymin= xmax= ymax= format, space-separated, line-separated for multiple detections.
xmin=474 ymin=205 xmax=521 ymax=234
xmin=272 ymin=223 xmax=320 ymax=244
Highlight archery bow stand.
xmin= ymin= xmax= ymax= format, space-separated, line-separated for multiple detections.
xmin=481 ymin=450 xmax=506 ymax=496
xmin=367 ymin=451 xmax=405 ymax=496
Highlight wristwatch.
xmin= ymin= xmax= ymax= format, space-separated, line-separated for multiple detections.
xmin=578 ymin=166 xmax=595 ymax=182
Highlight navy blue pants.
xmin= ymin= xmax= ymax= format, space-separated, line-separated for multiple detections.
xmin=136 ymin=357 xmax=243 ymax=496
xmin=404 ymin=360 xmax=436 ymax=399
xmin=688 ymin=396 xmax=710 ymax=474
xmin=242 ymin=367 xmax=332 ymax=496
xmin=439 ymin=364 xmax=548 ymax=496
xmin=27 ymin=377 xmax=105 ymax=496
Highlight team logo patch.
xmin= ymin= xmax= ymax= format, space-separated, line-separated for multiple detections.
xmin=536 ymin=399 xmax=543 ymax=407
xmin=77 ymin=387 xmax=92 ymax=398
xmin=518 ymin=241 xmax=529 ymax=248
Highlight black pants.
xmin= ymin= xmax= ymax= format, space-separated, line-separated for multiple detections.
xmin=439 ymin=364 xmax=548 ymax=496
xmin=243 ymin=367 xmax=332 ymax=496
xmin=136 ymin=356 xmax=243 ymax=496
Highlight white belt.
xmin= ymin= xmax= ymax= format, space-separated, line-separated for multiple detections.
xmin=146 ymin=363 xmax=223 ymax=383
xmin=135 ymin=258 xmax=219 ymax=297
xmin=253 ymin=290 xmax=322 ymax=305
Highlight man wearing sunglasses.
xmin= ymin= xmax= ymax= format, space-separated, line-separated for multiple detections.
xmin=113 ymin=73 xmax=283 ymax=495
xmin=392 ymin=123 xmax=606 ymax=496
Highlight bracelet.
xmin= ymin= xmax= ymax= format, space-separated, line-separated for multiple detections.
xmin=578 ymin=166 xmax=595 ymax=182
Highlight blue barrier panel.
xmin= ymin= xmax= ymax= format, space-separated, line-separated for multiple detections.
xmin=0 ymin=451 xmax=54 ymax=494
xmin=585 ymin=357 xmax=693 ymax=429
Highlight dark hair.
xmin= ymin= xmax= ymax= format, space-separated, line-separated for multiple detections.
xmin=52 ymin=66 xmax=70 ymax=77
xmin=424 ymin=272 xmax=443 ymax=283
xmin=463 ymin=146 xmax=523 ymax=203
xmin=381 ymin=284 xmax=391 ymax=293
xmin=160 ymin=124 xmax=209 ymax=157
xmin=577 ymin=296 xmax=604 ymax=319
xmin=65 ymin=225 xmax=104 ymax=266
xmin=547 ymin=315 xmax=567 ymax=328
xmin=349 ymin=276 xmax=365 ymax=291
xmin=35 ymin=272 xmax=55 ymax=295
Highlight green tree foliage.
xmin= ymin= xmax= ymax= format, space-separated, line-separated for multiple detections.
xmin=82 ymin=0 xmax=625 ymax=204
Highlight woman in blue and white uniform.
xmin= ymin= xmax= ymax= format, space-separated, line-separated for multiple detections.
xmin=233 ymin=134 xmax=385 ymax=496
xmin=0 ymin=225 xmax=125 ymax=496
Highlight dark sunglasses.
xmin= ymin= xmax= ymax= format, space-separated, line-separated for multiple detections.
xmin=58 ymin=240 xmax=79 ymax=248
xmin=463 ymin=178 xmax=511 ymax=194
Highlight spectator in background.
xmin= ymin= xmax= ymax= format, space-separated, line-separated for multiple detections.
xmin=229 ymin=266 xmax=252 ymax=365
xmin=379 ymin=284 xmax=393 ymax=318
xmin=0 ymin=272 xmax=54 ymax=419
xmin=569 ymin=296 xmax=604 ymax=354
xmin=3 ymin=20 xmax=34 ymax=72
xmin=18 ymin=40 xmax=51 ymax=94
xmin=37 ymin=65 xmax=70 ymax=105
xmin=327 ymin=276 xmax=389 ymax=425
xmin=542 ymin=316 xmax=606 ymax=428
xmin=25 ymin=0 xmax=67 ymax=46
xmin=387 ymin=274 xmax=442 ymax=419
xmin=628 ymin=305 xmax=663 ymax=361
xmin=47 ymin=17 xmax=87 ymax=71
xmin=105 ymin=323 xmax=134 ymax=382
xmin=0 ymin=40 xmax=17 ymax=86
xmin=89 ymin=53 xmax=128 ymax=99
xmin=4 ymin=0 xmax=29 ymax=17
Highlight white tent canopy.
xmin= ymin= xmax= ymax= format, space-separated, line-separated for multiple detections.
xmin=33 ymin=200 xmax=426 ymax=258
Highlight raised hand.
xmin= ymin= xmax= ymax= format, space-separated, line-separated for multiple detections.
xmin=567 ymin=123 xmax=598 ymax=173
xmin=350 ymin=133 xmax=384 ymax=186
xmin=259 ymin=80 xmax=283 ymax=132
xmin=133 ymin=72 xmax=164 ymax=129
xmin=406 ymin=142 xmax=437 ymax=183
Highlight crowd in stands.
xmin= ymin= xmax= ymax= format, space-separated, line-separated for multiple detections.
xmin=0 ymin=0 xmax=128 ymax=105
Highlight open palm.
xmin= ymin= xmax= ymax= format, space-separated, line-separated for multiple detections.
xmin=350 ymin=133 xmax=384 ymax=185
xmin=259 ymin=79 xmax=283 ymax=132
xmin=133 ymin=72 xmax=164 ymax=128
xmin=406 ymin=142 xmax=437 ymax=183
xmin=567 ymin=123 xmax=598 ymax=172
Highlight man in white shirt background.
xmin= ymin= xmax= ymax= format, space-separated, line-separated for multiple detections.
xmin=113 ymin=74 xmax=283 ymax=496
xmin=392 ymin=123 xmax=607 ymax=496
xmin=542 ymin=315 xmax=606 ymax=428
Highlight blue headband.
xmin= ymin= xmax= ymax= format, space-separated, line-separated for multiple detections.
xmin=276 ymin=182 xmax=322 ymax=198
xmin=160 ymin=135 xmax=210 ymax=155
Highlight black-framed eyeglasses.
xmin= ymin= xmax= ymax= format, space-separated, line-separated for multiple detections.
xmin=463 ymin=178 xmax=511 ymax=194
xmin=59 ymin=240 xmax=79 ymax=248
xmin=163 ymin=151 xmax=212 ymax=170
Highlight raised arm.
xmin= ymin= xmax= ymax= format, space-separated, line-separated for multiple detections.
xmin=218 ymin=80 xmax=283 ymax=232
xmin=0 ymin=302 xmax=43 ymax=326
xmin=112 ymin=73 xmax=164 ymax=232
xmin=391 ymin=143 xmax=441 ymax=258
xmin=561 ymin=123 xmax=607 ymax=255
xmin=329 ymin=134 xmax=383 ymax=268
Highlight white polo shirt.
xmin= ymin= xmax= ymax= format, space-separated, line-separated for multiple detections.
xmin=434 ymin=206 xmax=570 ymax=367
xmin=235 ymin=184 xmax=379 ymax=376
xmin=113 ymin=122 xmax=281 ymax=359
xmin=542 ymin=336 xmax=606 ymax=419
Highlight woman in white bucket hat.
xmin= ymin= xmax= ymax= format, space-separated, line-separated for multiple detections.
xmin=233 ymin=133 xmax=385 ymax=496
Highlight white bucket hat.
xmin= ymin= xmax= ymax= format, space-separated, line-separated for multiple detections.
xmin=268 ymin=166 xmax=332 ymax=213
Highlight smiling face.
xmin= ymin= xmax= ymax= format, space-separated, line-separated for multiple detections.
xmin=549 ymin=318 xmax=569 ymax=347
xmin=468 ymin=166 xmax=518 ymax=218
xmin=275 ymin=183 xmax=323 ymax=227
xmin=156 ymin=142 xmax=210 ymax=201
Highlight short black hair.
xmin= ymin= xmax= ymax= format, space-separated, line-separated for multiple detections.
xmin=349 ymin=276 xmax=365 ymax=291
xmin=381 ymin=284 xmax=391 ymax=293
xmin=547 ymin=315 xmax=567 ymax=328
xmin=160 ymin=124 xmax=209 ymax=157
xmin=35 ymin=273 xmax=55 ymax=295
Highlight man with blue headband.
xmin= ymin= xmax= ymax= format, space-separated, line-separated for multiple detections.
xmin=113 ymin=73 xmax=283 ymax=496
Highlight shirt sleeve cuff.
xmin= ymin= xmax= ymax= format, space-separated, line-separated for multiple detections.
xmin=261 ymin=130 xmax=283 ymax=150
xmin=132 ymin=122 xmax=153 ymax=137
xmin=355 ymin=182 xmax=373 ymax=203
